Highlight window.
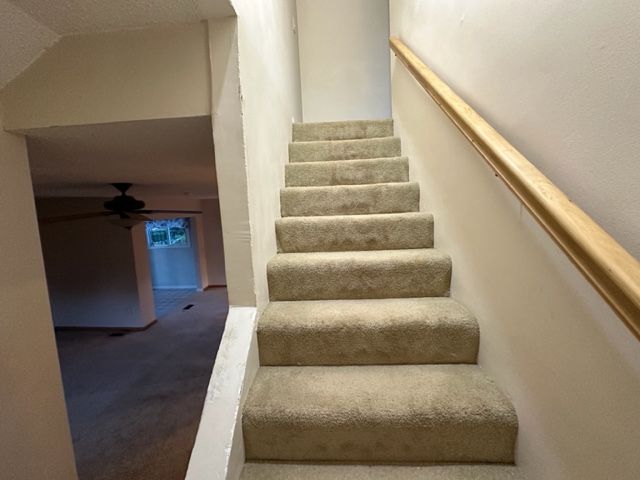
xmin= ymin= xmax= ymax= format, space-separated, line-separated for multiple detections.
xmin=146 ymin=218 xmax=191 ymax=248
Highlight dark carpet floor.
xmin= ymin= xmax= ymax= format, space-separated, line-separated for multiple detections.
xmin=153 ymin=288 xmax=198 ymax=318
xmin=55 ymin=288 xmax=229 ymax=480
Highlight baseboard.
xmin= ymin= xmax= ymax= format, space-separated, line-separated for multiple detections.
xmin=54 ymin=319 xmax=158 ymax=333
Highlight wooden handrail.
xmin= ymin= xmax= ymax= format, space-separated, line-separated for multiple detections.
xmin=390 ymin=36 xmax=640 ymax=340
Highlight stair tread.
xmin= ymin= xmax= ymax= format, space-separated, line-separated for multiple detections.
xmin=241 ymin=463 xmax=524 ymax=480
xmin=282 ymin=181 xmax=416 ymax=191
xmin=259 ymin=297 xmax=478 ymax=365
xmin=268 ymin=249 xmax=451 ymax=301
xmin=276 ymin=212 xmax=433 ymax=252
xmin=289 ymin=136 xmax=401 ymax=162
xmin=281 ymin=182 xmax=419 ymax=217
xmin=292 ymin=119 xmax=393 ymax=142
xmin=285 ymin=156 xmax=409 ymax=186
xmin=262 ymin=297 xmax=474 ymax=327
xmin=293 ymin=118 xmax=392 ymax=125
xmin=243 ymin=364 xmax=518 ymax=463
xmin=270 ymin=247 xmax=449 ymax=263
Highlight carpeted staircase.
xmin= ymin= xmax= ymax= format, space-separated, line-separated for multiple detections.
xmin=240 ymin=120 xmax=523 ymax=478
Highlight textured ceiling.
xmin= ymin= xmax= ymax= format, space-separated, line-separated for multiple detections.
xmin=8 ymin=0 xmax=234 ymax=35
xmin=0 ymin=0 xmax=58 ymax=88
xmin=0 ymin=0 xmax=234 ymax=89
xmin=26 ymin=116 xmax=218 ymax=199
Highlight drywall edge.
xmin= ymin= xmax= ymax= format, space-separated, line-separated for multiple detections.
xmin=207 ymin=17 xmax=256 ymax=307
xmin=185 ymin=306 xmax=258 ymax=480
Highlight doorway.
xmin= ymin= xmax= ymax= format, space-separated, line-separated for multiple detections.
xmin=146 ymin=217 xmax=201 ymax=317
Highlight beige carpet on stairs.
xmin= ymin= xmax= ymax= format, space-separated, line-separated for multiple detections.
xmin=241 ymin=463 xmax=523 ymax=479
xmin=240 ymin=119 xmax=523 ymax=479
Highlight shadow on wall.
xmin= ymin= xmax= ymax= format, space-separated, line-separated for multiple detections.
xmin=37 ymin=197 xmax=154 ymax=330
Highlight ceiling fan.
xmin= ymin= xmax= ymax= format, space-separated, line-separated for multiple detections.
xmin=39 ymin=183 xmax=202 ymax=227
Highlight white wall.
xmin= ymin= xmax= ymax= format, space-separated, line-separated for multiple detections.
xmin=390 ymin=0 xmax=640 ymax=260
xmin=192 ymin=215 xmax=211 ymax=289
xmin=186 ymin=307 xmax=258 ymax=480
xmin=37 ymin=197 xmax=155 ymax=329
xmin=0 ymin=22 xmax=211 ymax=130
xmin=188 ymin=10 xmax=302 ymax=476
xmin=202 ymin=199 xmax=227 ymax=287
xmin=0 ymin=111 xmax=77 ymax=479
xmin=390 ymin=2 xmax=640 ymax=478
xmin=296 ymin=0 xmax=391 ymax=122
xmin=131 ymin=224 xmax=155 ymax=325
xmin=231 ymin=0 xmax=303 ymax=309
xmin=208 ymin=17 xmax=256 ymax=307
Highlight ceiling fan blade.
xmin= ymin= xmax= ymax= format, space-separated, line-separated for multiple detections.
xmin=39 ymin=211 xmax=117 ymax=224
xmin=121 ymin=212 xmax=152 ymax=221
xmin=138 ymin=210 xmax=203 ymax=215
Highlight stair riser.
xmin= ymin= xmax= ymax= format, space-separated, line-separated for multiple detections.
xmin=243 ymin=425 xmax=516 ymax=464
xmin=285 ymin=157 xmax=409 ymax=187
xmin=292 ymin=120 xmax=393 ymax=142
xmin=281 ymin=183 xmax=419 ymax=217
xmin=258 ymin=323 xmax=478 ymax=365
xmin=276 ymin=213 xmax=433 ymax=252
xmin=289 ymin=137 xmax=401 ymax=163
xmin=267 ymin=253 xmax=451 ymax=301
